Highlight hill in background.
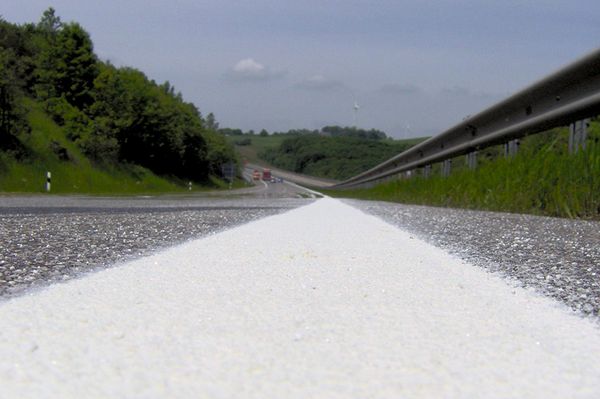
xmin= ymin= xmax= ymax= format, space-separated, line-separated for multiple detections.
xmin=229 ymin=126 xmax=427 ymax=181
xmin=0 ymin=8 xmax=235 ymax=193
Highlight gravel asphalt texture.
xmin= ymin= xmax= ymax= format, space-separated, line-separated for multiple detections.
xmin=0 ymin=195 xmax=310 ymax=298
xmin=2 ymin=198 xmax=600 ymax=397
xmin=2 ymin=193 xmax=599 ymax=322
xmin=347 ymin=199 xmax=600 ymax=318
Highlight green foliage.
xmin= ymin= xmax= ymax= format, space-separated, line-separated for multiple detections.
xmin=271 ymin=128 xmax=318 ymax=136
xmin=35 ymin=21 xmax=98 ymax=108
xmin=37 ymin=7 xmax=62 ymax=35
xmin=0 ymin=99 xmax=208 ymax=194
xmin=203 ymin=127 xmax=238 ymax=175
xmin=0 ymin=9 xmax=238 ymax=191
xmin=0 ymin=18 xmax=38 ymax=94
xmin=321 ymin=125 xmax=387 ymax=140
xmin=0 ymin=32 xmax=30 ymax=155
xmin=219 ymin=127 xmax=244 ymax=136
xmin=259 ymin=134 xmax=424 ymax=180
xmin=331 ymin=121 xmax=600 ymax=219
xmin=229 ymin=134 xmax=293 ymax=165
xmin=0 ymin=51 xmax=23 ymax=139
xmin=205 ymin=112 xmax=218 ymax=131
xmin=234 ymin=137 xmax=252 ymax=146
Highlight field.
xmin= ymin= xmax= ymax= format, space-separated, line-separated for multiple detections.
xmin=229 ymin=135 xmax=291 ymax=166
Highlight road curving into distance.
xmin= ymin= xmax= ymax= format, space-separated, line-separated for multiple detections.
xmin=245 ymin=162 xmax=337 ymax=189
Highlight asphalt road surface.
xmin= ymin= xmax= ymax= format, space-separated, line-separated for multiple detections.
xmin=1 ymin=181 xmax=598 ymax=313
xmin=1 ymin=197 xmax=599 ymax=398
xmin=245 ymin=162 xmax=337 ymax=189
xmin=348 ymin=199 xmax=600 ymax=317
xmin=0 ymin=177 xmax=318 ymax=297
xmin=2 ymin=175 xmax=600 ymax=397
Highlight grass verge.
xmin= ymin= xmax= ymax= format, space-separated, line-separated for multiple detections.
xmin=327 ymin=124 xmax=600 ymax=219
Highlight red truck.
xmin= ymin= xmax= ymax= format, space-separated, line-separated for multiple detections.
xmin=262 ymin=169 xmax=271 ymax=180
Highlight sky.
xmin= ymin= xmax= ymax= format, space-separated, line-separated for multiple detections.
xmin=5 ymin=1 xmax=600 ymax=138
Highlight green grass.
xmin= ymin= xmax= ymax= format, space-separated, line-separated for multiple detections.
xmin=230 ymin=134 xmax=429 ymax=176
xmin=327 ymin=123 xmax=600 ymax=219
xmin=0 ymin=99 xmax=234 ymax=194
xmin=228 ymin=134 xmax=292 ymax=165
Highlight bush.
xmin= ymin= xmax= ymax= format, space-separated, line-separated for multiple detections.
xmin=234 ymin=137 xmax=252 ymax=146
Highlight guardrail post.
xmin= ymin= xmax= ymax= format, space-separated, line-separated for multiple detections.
xmin=466 ymin=151 xmax=477 ymax=169
xmin=423 ymin=164 xmax=431 ymax=178
xmin=441 ymin=159 xmax=452 ymax=177
xmin=569 ymin=119 xmax=589 ymax=154
xmin=504 ymin=139 xmax=520 ymax=158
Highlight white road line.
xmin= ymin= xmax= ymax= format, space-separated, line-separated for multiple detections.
xmin=1 ymin=198 xmax=600 ymax=398
xmin=282 ymin=179 xmax=325 ymax=197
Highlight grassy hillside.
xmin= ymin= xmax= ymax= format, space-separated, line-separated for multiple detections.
xmin=0 ymin=11 xmax=238 ymax=194
xmin=258 ymin=134 xmax=428 ymax=180
xmin=230 ymin=135 xmax=292 ymax=165
xmin=229 ymin=130 xmax=427 ymax=177
xmin=0 ymin=99 xmax=219 ymax=194
xmin=329 ymin=119 xmax=600 ymax=219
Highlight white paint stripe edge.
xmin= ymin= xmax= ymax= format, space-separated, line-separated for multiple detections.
xmin=0 ymin=198 xmax=599 ymax=398
xmin=282 ymin=179 xmax=326 ymax=197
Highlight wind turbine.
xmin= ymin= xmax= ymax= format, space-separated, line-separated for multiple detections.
xmin=404 ymin=122 xmax=411 ymax=139
xmin=353 ymin=100 xmax=360 ymax=127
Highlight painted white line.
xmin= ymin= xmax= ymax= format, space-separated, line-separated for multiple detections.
xmin=1 ymin=198 xmax=599 ymax=397
xmin=282 ymin=179 xmax=326 ymax=197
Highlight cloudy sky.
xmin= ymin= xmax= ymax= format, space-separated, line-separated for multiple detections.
xmin=5 ymin=1 xmax=600 ymax=138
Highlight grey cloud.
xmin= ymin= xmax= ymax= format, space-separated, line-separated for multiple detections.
xmin=379 ymin=83 xmax=421 ymax=95
xmin=295 ymin=75 xmax=344 ymax=91
xmin=440 ymin=86 xmax=506 ymax=101
xmin=441 ymin=86 xmax=471 ymax=96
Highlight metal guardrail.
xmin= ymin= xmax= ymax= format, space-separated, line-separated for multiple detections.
xmin=334 ymin=48 xmax=600 ymax=189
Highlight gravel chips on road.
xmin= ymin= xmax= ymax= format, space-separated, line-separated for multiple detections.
xmin=1 ymin=198 xmax=599 ymax=398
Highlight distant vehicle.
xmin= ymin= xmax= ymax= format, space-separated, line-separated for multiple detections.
xmin=252 ymin=170 xmax=261 ymax=180
xmin=262 ymin=169 xmax=271 ymax=180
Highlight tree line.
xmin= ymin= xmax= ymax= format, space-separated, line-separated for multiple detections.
xmin=0 ymin=8 xmax=234 ymax=181
xmin=259 ymin=133 xmax=420 ymax=180
xmin=221 ymin=125 xmax=388 ymax=140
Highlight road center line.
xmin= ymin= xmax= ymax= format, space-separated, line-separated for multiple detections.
xmin=1 ymin=198 xmax=599 ymax=397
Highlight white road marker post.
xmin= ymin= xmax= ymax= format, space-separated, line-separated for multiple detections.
xmin=45 ymin=171 xmax=51 ymax=192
